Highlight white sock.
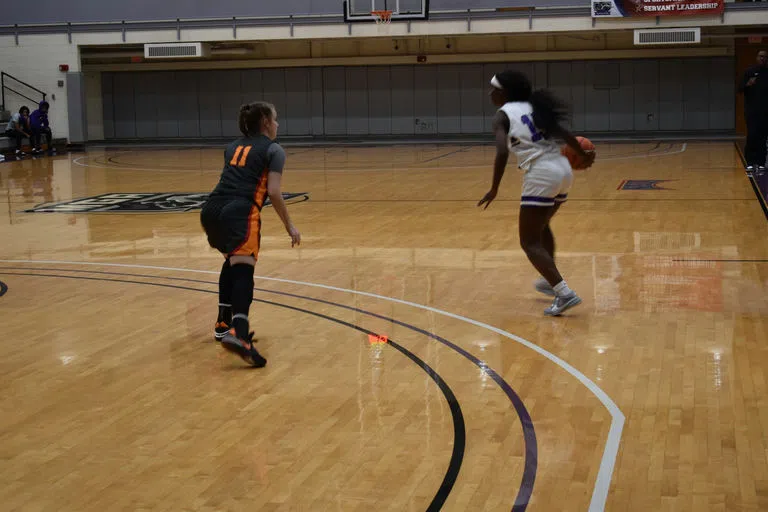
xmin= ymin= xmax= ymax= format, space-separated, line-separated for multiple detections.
xmin=553 ymin=280 xmax=574 ymax=297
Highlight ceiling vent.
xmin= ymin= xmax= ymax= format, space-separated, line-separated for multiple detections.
xmin=144 ymin=42 xmax=211 ymax=59
xmin=634 ymin=28 xmax=701 ymax=46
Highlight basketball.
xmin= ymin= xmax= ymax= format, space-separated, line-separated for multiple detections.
xmin=562 ymin=136 xmax=595 ymax=170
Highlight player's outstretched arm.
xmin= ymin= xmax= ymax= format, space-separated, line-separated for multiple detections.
xmin=478 ymin=110 xmax=511 ymax=210
xmin=265 ymin=145 xmax=301 ymax=247
xmin=267 ymin=172 xmax=301 ymax=247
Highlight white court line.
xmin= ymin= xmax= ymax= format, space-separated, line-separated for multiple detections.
xmin=71 ymin=143 xmax=686 ymax=174
xmin=0 ymin=258 xmax=624 ymax=511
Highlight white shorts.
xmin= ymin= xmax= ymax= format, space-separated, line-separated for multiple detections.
xmin=520 ymin=155 xmax=573 ymax=207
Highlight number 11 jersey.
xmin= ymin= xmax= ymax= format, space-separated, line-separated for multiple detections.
xmin=210 ymin=135 xmax=286 ymax=208
xmin=498 ymin=101 xmax=562 ymax=172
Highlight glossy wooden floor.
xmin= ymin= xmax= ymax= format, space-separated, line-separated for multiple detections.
xmin=0 ymin=142 xmax=766 ymax=511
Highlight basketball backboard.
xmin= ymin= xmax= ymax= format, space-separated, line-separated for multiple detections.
xmin=343 ymin=0 xmax=429 ymax=22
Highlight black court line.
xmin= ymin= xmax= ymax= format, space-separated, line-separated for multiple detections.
xmin=685 ymin=167 xmax=745 ymax=171
xmin=101 ymin=146 xmax=221 ymax=152
xmin=0 ymin=266 xmax=538 ymax=511
xmin=0 ymin=270 xmax=465 ymax=511
xmin=282 ymin=198 xmax=757 ymax=203
xmin=105 ymin=154 xmax=207 ymax=170
xmin=6 ymin=198 xmax=759 ymax=208
xmin=15 ymin=194 xmax=309 ymax=214
xmin=4 ymin=199 xmax=759 ymax=208
xmin=418 ymin=147 xmax=471 ymax=164
xmin=103 ymin=149 xmax=318 ymax=166
xmin=91 ymin=144 xmax=674 ymax=172
xmin=747 ymin=175 xmax=768 ymax=221
xmin=284 ymin=148 xmax=316 ymax=156
xmin=734 ymin=142 xmax=768 ymax=221
xmin=672 ymin=259 xmax=768 ymax=263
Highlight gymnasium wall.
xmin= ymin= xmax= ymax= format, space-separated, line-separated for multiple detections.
xmin=4 ymin=1 xmax=580 ymax=25
xmin=4 ymin=3 xmax=757 ymax=142
xmin=98 ymin=57 xmax=735 ymax=140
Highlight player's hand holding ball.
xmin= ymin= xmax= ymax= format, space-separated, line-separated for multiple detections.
xmin=562 ymin=136 xmax=596 ymax=170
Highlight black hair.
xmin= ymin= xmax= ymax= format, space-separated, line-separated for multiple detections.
xmin=19 ymin=106 xmax=30 ymax=115
xmin=495 ymin=70 xmax=569 ymax=136
xmin=238 ymin=101 xmax=275 ymax=137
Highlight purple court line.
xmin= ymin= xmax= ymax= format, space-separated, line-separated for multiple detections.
xmin=0 ymin=266 xmax=538 ymax=511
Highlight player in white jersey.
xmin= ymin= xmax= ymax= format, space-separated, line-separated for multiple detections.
xmin=477 ymin=70 xmax=595 ymax=316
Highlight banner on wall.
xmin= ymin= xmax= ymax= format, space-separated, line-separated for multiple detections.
xmin=592 ymin=0 xmax=724 ymax=18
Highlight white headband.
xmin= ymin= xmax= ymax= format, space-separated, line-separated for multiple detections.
xmin=490 ymin=75 xmax=502 ymax=89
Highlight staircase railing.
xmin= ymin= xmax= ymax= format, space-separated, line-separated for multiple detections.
xmin=1 ymin=71 xmax=47 ymax=110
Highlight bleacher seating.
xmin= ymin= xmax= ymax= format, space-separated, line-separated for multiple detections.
xmin=0 ymin=107 xmax=67 ymax=155
xmin=0 ymin=108 xmax=12 ymax=152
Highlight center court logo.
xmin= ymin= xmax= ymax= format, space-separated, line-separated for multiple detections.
xmin=23 ymin=192 xmax=310 ymax=213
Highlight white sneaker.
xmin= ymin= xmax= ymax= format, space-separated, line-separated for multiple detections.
xmin=544 ymin=293 xmax=582 ymax=316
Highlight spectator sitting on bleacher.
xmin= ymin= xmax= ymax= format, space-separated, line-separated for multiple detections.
xmin=4 ymin=106 xmax=31 ymax=157
xmin=30 ymin=101 xmax=54 ymax=155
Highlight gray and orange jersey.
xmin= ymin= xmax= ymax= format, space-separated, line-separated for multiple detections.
xmin=210 ymin=135 xmax=286 ymax=209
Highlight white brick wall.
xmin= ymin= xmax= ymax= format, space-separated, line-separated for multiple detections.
xmin=0 ymin=34 xmax=79 ymax=141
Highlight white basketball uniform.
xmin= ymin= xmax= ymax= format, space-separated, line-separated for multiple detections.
xmin=498 ymin=101 xmax=573 ymax=207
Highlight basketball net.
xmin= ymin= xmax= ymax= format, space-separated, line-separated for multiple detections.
xmin=371 ymin=10 xmax=392 ymax=24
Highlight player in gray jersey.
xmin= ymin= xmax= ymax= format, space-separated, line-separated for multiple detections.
xmin=201 ymin=101 xmax=301 ymax=366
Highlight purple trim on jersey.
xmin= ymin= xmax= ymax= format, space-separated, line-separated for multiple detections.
xmin=521 ymin=196 xmax=555 ymax=203
xmin=521 ymin=196 xmax=556 ymax=207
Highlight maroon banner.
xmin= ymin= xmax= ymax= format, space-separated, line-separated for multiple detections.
xmin=592 ymin=0 xmax=725 ymax=18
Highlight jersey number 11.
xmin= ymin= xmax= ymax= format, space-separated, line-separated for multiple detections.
xmin=521 ymin=115 xmax=543 ymax=142
xmin=230 ymin=146 xmax=252 ymax=167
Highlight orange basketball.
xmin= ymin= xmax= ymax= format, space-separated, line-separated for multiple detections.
xmin=562 ymin=136 xmax=595 ymax=170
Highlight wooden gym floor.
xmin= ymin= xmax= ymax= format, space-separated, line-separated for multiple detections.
xmin=0 ymin=141 xmax=766 ymax=511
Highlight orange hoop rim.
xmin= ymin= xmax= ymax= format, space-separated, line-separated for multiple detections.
xmin=371 ymin=10 xmax=393 ymax=23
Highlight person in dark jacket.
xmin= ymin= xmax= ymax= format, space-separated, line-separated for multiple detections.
xmin=738 ymin=50 xmax=768 ymax=172
xmin=29 ymin=101 xmax=54 ymax=155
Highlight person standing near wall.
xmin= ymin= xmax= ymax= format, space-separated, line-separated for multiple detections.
xmin=738 ymin=50 xmax=768 ymax=172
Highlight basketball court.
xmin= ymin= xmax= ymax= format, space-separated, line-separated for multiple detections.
xmin=2 ymin=1 xmax=768 ymax=511
xmin=1 ymin=139 xmax=767 ymax=510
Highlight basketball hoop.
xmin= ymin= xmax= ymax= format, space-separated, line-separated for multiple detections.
xmin=371 ymin=10 xmax=392 ymax=24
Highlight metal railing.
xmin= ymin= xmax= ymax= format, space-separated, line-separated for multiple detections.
xmin=0 ymin=3 xmax=764 ymax=41
xmin=1 ymin=72 xmax=47 ymax=110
